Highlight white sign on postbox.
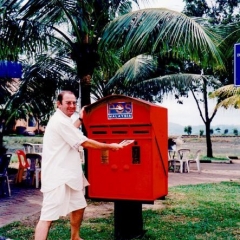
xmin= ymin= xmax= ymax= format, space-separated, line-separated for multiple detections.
xmin=107 ymin=102 xmax=133 ymax=119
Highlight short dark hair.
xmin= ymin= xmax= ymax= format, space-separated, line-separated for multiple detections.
xmin=57 ymin=91 xmax=75 ymax=104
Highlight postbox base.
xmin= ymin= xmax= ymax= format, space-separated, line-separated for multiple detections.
xmin=114 ymin=200 xmax=146 ymax=240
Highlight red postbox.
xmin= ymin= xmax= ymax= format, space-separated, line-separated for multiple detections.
xmin=83 ymin=94 xmax=168 ymax=202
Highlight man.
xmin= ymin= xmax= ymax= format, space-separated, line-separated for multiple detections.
xmin=35 ymin=91 xmax=124 ymax=240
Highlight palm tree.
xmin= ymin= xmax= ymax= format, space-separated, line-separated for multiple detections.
xmin=0 ymin=1 xmax=62 ymax=131
xmin=99 ymin=9 xmax=224 ymax=70
xmin=17 ymin=0 xmax=141 ymax=107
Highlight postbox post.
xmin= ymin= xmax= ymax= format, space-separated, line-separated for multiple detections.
xmin=114 ymin=200 xmax=145 ymax=240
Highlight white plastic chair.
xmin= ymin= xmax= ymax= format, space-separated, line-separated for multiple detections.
xmin=31 ymin=144 xmax=43 ymax=153
xmin=23 ymin=143 xmax=35 ymax=153
xmin=25 ymin=153 xmax=42 ymax=188
xmin=188 ymin=150 xmax=201 ymax=172
xmin=175 ymin=149 xmax=190 ymax=173
xmin=168 ymin=150 xmax=176 ymax=171
xmin=23 ymin=143 xmax=43 ymax=153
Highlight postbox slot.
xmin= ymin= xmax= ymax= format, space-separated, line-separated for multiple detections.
xmin=133 ymin=130 xmax=150 ymax=134
xmin=112 ymin=131 xmax=128 ymax=134
xmin=92 ymin=131 xmax=107 ymax=134
xmin=110 ymin=125 xmax=129 ymax=127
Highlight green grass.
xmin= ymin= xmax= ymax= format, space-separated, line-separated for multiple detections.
xmin=3 ymin=136 xmax=43 ymax=147
xmin=200 ymin=156 xmax=229 ymax=161
xmin=1 ymin=181 xmax=240 ymax=240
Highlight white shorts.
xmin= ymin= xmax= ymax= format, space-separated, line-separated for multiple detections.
xmin=40 ymin=184 xmax=87 ymax=221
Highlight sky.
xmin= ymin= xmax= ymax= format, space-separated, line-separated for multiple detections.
xmin=132 ymin=0 xmax=240 ymax=127
xmin=159 ymin=95 xmax=240 ymax=126
xmin=133 ymin=0 xmax=185 ymax=11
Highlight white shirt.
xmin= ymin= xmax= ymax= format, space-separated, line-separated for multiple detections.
xmin=41 ymin=109 xmax=88 ymax=193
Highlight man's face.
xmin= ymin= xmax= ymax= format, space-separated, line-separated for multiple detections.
xmin=57 ymin=93 xmax=77 ymax=117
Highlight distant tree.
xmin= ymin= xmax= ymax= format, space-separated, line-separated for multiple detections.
xmin=233 ymin=128 xmax=238 ymax=136
xmin=215 ymin=127 xmax=221 ymax=133
xmin=224 ymin=129 xmax=229 ymax=134
xmin=184 ymin=125 xmax=192 ymax=135
xmin=183 ymin=0 xmax=240 ymax=25
xmin=182 ymin=0 xmax=209 ymax=17
xmin=199 ymin=129 xmax=204 ymax=137
xmin=210 ymin=129 xmax=214 ymax=135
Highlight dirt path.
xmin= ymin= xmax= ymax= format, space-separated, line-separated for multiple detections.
xmin=168 ymin=162 xmax=240 ymax=187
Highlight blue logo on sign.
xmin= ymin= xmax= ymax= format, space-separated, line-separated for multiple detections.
xmin=234 ymin=43 xmax=240 ymax=87
xmin=108 ymin=102 xmax=133 ymax=119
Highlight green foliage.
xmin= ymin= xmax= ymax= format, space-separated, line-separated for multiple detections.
xmin=199 ymin=129 xmax=204 ymax=136
xmin=224 ymin=129 xmax=229 ymax=134
xmin=183 ymin=0 xmax=240 ymax=87
xmin=182 ymin=0 xmax=209 ymax=17
xmin=3 ymin=136 xmax=43 ymax=146
xmin=201 ymin=156 xmax=229 ymax=161
xmin=233 ymin=128 xmax=238 ymax=136
xmin=183 ymin=0 xmax=240 ymax=24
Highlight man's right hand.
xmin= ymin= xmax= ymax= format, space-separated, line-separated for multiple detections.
xmin=108 ymin=143 xmax=123 ymax=151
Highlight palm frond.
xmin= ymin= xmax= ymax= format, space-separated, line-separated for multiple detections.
xmin=214 ymin=21 xmax=240 ymax=59
xmin=216 ymin=95 xmax=240 ymax=109
xmin=99 ymin=8 xmax=224 ymax=70
xmin=106 ymin=54 xmax=158 ymax=88
xmin=210 ymin=84 xmax=240 ymax=98
xmin=139 ymin=73 xmax=200 ymax=96
xmin=210 ymin=84 xmax=240 ymax=109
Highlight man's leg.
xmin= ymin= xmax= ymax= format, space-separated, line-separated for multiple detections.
xmin=70 ymin=208 xmax=85 ymax=240
xmin=35 ymin=220 xmax=52 ymax=240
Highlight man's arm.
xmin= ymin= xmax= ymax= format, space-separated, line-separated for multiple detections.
xmin=81 ymin=139 xmax=123 ymax=151
xmin=74 ymin=106 xmax=85 ymax=128
xmin=74 ymin=117 xmax=83 ymax=128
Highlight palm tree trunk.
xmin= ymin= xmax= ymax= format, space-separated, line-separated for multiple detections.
xmin=191 ymin=76 xmax=214 ymax=157
xmin=205 ymin=120 xmax=213 ymax=157
xmin=202 ymin=78 xmax=213 ymax=158
xmin=80 ymin=75 xmax=91 ymax=107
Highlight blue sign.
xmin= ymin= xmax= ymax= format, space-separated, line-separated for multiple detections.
xmin=234 ymin=43 xmax=240 ymax=86
xmin=0 ymin=61 xmax=22 ymax=78
xmin=107 ymin=102 xmax=133 ymax=119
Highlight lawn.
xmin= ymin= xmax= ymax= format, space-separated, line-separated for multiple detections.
xmin=0 ymin=181 xmax=239 ymax=239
